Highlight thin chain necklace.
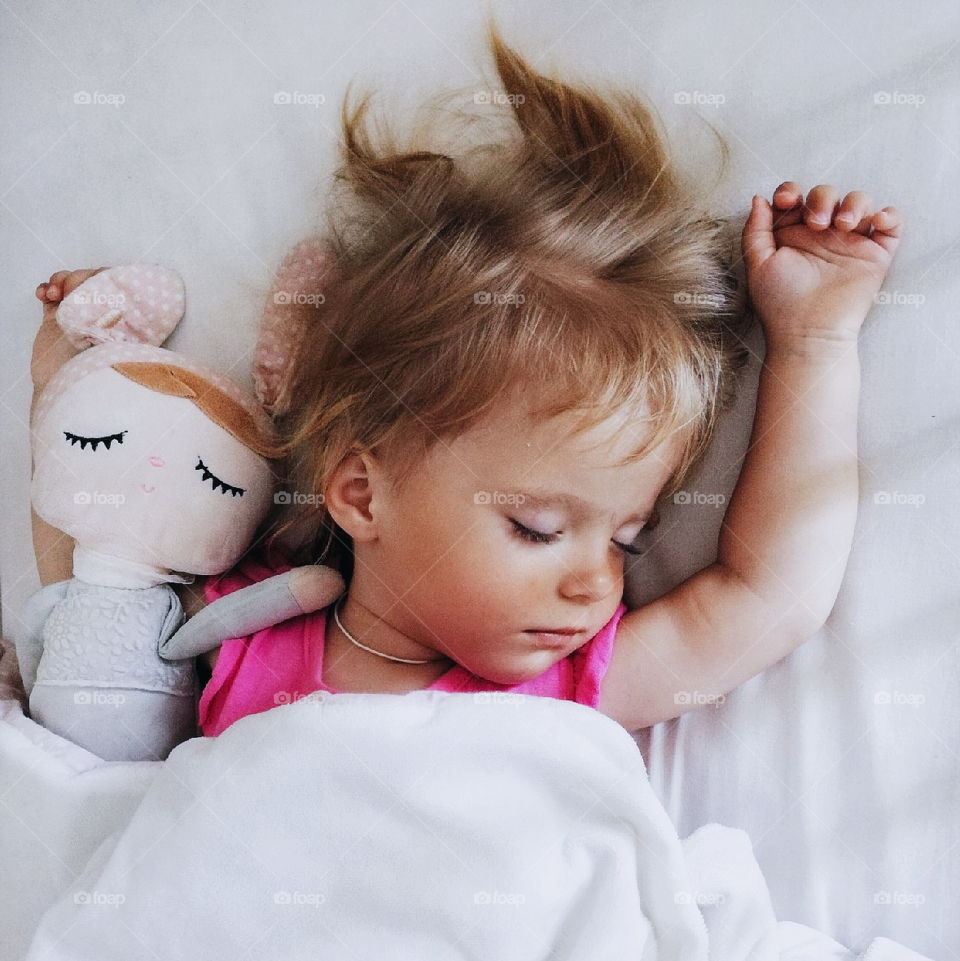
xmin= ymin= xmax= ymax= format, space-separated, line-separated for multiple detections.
xmin=332 ymin=596 xmax=438 ymax=665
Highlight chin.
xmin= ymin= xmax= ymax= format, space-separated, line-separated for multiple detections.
xmin=476 ymin=655 xmax=561 ymax=686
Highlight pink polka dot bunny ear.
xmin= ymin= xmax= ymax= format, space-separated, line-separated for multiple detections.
xmin=56 ymin=264 xmax=185 ymax=349
xmin=254 ymin=238 xmax=338 ymax=416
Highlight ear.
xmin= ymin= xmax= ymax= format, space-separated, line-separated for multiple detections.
xmin=253 ymin=237 xmax=339 ymax=416
xmin=56 ymin=265 xmax=185 ymax=350
xmin=323 ymin=451 xmax=382 ymax=544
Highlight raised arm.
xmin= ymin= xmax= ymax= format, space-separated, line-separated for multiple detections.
xmin=30 ymin=269 xmax=107 ymax=586
xmin=599 ymin=183 xmax=903 ymax=732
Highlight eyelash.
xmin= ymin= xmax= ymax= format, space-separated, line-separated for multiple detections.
xmin=509 ymin=519 xmax=644 ymax=556
xmin=63 ymin=430 xmax=127 ymax=452
xmin=62 ymin=432 xmax=244 ymax=498
xmin=195 ymin=458 xmax=246 ymax=497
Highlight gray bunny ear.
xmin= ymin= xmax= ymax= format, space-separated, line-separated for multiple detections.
xmin=254 ymin=238 xmax=337 ymax=416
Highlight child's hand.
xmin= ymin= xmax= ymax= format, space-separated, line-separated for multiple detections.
xmin=32 ymin=267 xmax=108 ymax=389
xmin=741 ymin=183 xmax=903 ymax=347
xmin=0 ymin=637 xmax=27 ymax=710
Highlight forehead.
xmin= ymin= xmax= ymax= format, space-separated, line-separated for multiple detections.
xmin=48 ymin=368 xmax=174 ymax=422
xmin=47 ymin=369 xmax=232 ymax=446
xmin=432 ymin=385 xmax=682 ymax=512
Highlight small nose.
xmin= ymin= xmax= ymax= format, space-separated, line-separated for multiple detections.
xmin=148 ymin=455 xmax=165 ymax=468
xmin=558 ymin=549 xmax=619 ymax=603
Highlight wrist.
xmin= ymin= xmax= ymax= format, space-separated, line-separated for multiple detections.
xmin=762 ymin=327 xmax=862 ymax=362
xmin=31 ymin=325 xmax=80 ymax=392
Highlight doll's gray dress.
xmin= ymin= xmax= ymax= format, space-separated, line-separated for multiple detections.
xmin=18 ymin=548 xmax=198 ymax=762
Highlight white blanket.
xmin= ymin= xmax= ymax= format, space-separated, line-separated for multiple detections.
xmin=8 ymin=692 xmax=932 ymax=961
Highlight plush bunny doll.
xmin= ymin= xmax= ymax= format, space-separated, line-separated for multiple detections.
xmin=19 ymin=264 xmax=343 ymax=762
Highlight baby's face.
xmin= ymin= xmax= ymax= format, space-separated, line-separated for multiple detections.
xmin=360 ymin=388 xmax=682 ymax=684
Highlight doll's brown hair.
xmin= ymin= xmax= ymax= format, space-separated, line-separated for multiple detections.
xmin=265 ymin=17 xmax=751 ymax=573
xmin=112 ymin=362 xmax=282 ymax=459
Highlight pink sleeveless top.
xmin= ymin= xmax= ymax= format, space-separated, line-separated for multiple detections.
xmin=198 ymin=551 xmax=626 ymax=737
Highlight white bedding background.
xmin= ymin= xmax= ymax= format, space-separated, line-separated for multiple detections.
xmin=0 ymin=1 xmax=957 ymax=958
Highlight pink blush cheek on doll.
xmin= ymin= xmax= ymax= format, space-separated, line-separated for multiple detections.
xmin=31 ymin=367 xmax=275 ymax=576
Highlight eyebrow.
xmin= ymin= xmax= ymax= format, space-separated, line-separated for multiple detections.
xmin=500 ymin=488 xmax=652 ymax=525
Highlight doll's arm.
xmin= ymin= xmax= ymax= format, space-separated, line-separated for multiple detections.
xmin=158 ymin=566 xmax=345 ymax=661
xmin=16 ymin=580 xmax=70 ymax=695
xmin=157 ymin=588 xmax=187 ymax=652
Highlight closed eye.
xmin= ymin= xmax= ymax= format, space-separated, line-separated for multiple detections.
xmin=510 ymin=519 xmax=644 ymax=555
xmin=195 ymin=458 xmax=245 ymax=497
xmin=63 ymin=430 xmax=127 ymax=452
xmin=510 ymin=519 xmax=559 ymax=545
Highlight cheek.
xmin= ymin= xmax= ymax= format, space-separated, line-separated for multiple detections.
xmin=406 ymin=518 xmax=507 ymax=595
xmin=464 ymin=527 xmax=556 ymax=598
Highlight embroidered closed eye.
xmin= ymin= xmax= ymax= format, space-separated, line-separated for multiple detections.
xmin=195 ymin=458 xmax=245 ymax=497
xmin=63 ymin=430 xmax=127 ymax=452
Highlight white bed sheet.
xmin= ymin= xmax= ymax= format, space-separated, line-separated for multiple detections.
xmin=0 ymin=1 xmax=956 ymax=958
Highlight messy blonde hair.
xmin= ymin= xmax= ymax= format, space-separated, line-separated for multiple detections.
xmin=265 ymin=18 xmax=750 ymax=573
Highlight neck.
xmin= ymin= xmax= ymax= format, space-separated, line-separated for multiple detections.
xmin=335 ymin=594 xmax=450 ymax=666
xmin=72 ymin=545 xmax=195 ymax=589
xmin=322 ymin=606 xmax=453 ymax=693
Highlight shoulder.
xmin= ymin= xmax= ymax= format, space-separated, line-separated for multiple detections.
xmin=597 ymin=564 xmax=780 ymax=731
xmin=198 ymin=602 xmax=329 ymax=736
xmin=171 ymin=580 xmax=218 ymax=671
xmin=595 ymin=597 xmax=694 ymax=732
xmin=564 ymin=602 xmax=627 ymax=708
xmin=175 ymin=579 xmax=207 ymax=618
xmin=583 ymin=602 xmax=627 ymax=665
xmin=173 ymin=547 xmax=295 ymax=672
xmin=203 ymin=547 xmax=295 ymax=603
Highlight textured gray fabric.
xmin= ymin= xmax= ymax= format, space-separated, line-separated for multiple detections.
xmin=24 ymin=579 xmax=197 ymax=760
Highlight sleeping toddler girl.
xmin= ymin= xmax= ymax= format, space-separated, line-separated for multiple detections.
xmin=30 ymin=21 xmax=902 ymax=737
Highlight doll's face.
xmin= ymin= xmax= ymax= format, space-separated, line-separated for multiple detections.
xmin=32 ymin=367 xmax=274 ymax=575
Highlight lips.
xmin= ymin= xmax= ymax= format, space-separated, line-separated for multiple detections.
xmin=524 ymin=628 xmax=586 ymax=650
